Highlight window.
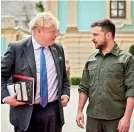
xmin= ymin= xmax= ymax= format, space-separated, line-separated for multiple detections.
xmin=110 ymin=0 xmax=126 ymax=18
xmin=106 ymin=0 xmax=132 ymax=28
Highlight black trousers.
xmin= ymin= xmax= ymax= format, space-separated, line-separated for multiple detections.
xmin=15 ymin=101 xmax=62 ymax=132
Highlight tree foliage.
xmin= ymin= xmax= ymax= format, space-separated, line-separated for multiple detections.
xmin=36 ymin=1 xmax=45 ymax=12
xmin=129 ymin=45 xmax=134 ymax=56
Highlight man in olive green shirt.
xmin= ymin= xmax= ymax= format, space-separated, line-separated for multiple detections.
xmin=76 ymin=18 xmax=134 ymax=132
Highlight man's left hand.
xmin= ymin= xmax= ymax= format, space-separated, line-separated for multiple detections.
xmin=118 ymin=116 xmax=130 ymax=132
xmin=61 ymin=95 xmax=69 ymax=107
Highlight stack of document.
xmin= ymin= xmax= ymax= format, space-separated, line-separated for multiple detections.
xmin=7 ymin=74 xmax=34 ymax=105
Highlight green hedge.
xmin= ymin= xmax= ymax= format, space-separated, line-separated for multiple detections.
xmin=71 ymin=77 xmax=81 ymax=85
xmin=129 ymin=45 xmax=134 ymax=56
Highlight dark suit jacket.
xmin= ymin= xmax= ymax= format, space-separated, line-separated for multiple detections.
xmin=1 ymin=37 xmax=70 ymax=131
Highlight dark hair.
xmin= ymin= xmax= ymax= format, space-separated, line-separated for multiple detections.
xmin=91 ymin=18 xmax=115 ymax=38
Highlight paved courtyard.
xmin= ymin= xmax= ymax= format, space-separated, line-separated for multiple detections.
xmin=1 ymin=86 xmax=134 ymax=132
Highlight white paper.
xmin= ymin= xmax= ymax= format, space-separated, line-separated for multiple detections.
xmin=21 ymin=82 xmax=28 ymax=101
xmin=7 ymin=84 xmax=15 ymax=96
xmin=15 ymin=83 xmax=22 ymax=101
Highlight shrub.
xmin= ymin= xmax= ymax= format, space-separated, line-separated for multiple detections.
xmin=71 ymin=77 xmax=81 ymax=85
xmin=129 ymin=45 xmax=134 ymax=56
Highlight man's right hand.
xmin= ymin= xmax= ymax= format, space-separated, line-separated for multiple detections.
xmin=4 ymin=94 xmax=26 ymax=106
xmin=76 ymin=112 xmax=85 ymax=129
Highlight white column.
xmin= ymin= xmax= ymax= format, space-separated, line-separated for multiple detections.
xmin=46 ymin=0 xmax=58 ymax=19
xmin=67 ymin=0 xmax=77 ymax=32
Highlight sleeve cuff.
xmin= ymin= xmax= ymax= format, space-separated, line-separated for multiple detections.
xmin=62 ymin=95 xmax=70 ymax=100
xmin=2 ymin=97 xmax=8 ymax=104
xmin=78 ymin=87 xmax=89 ymax=96
xmin=125 ymin=89 xmax=134 ymax=98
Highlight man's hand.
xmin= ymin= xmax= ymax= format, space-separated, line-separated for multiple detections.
xmin=118 ymin=116 xmax=130 ymax=132
xmin=76 ymin=112 xmax=84 ymax=129
xmin=61 ymin=95 xmax=69 ymax=107
xmin=4 ymin=94 xmax=26 ymax=106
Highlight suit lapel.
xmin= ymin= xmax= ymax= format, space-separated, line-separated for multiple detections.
xmin=50 ymin=45 xmax=61 ymax=87
xmin=23 ymin=37 xmax=36 ymax=79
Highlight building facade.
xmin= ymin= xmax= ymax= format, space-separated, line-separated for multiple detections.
xmin=1 ymin=0 xmax=134 ymax=77
xmin=51 ymin=0 xmax=134 ymax=77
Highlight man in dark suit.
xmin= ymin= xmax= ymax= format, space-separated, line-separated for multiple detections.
xmin=1 ymin=12 xmax=70 ymax=132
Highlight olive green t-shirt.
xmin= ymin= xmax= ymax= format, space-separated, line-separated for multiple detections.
xmin=78 ymin=43 xmax=134 ymax=120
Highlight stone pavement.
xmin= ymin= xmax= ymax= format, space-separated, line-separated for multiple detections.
xmin=1 ymin=86 xmax=134 ymax=132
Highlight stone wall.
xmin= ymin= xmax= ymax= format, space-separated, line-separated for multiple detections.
xmin=56 ymin=31 xmax=134 ymax=77
xmin=1 ymin=29 xmax=19 ymax=47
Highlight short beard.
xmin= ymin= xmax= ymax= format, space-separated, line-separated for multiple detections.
xmin=96 ymin=39 xmax=107 ymax=50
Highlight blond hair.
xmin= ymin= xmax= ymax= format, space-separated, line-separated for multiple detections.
xmin=29 ymin=12 xmax=59 ymax=31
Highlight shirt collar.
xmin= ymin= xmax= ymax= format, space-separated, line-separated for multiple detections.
xmin=110 ymin=42 xmax=120 ymax=56
xmin=32 ymin=36 xmax=49 ymax=50
xmin=95 ymin=42 xmax=120 ymax=57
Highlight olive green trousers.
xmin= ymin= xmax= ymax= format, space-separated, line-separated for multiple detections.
xmin=86 ymin=116 xmax=121 ymax=132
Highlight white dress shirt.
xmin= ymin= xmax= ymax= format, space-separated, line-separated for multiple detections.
xmin=32 ymin=37 xmax=58 ymax=103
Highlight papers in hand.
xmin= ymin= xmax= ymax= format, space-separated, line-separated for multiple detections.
xmin=7 ymin=74 xmax=34 ymax=105
xmin=7 ymin=82 xmax=28 ymax=101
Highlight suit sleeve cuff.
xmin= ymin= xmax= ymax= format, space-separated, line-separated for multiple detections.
xmin=2 ymin=97 xmax=8 ymax=104
xmin=62 ymin=95 xmax=70 ymax=100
